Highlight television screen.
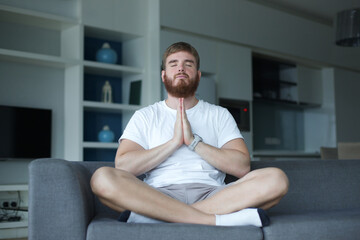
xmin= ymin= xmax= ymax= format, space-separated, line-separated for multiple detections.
xmin=0 ymin=105 xmax=52 ymax=160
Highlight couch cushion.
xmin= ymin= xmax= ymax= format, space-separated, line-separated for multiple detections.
xmin=263 ymin=209 xmax=360 ymax=240
xmin=87 ymin=215 xmax=264 ymax=240
xmin=250 ymin=159 xmax=360 ymax=214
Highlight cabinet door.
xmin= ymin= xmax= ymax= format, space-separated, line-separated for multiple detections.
xmin=297 ymin=65 xmax=322 ymax=105
xmin=217 ymin=43 xmax=252 ymax=101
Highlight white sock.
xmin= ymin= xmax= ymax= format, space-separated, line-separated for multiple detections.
xmin=215 ymin=208 xmax=265 ymax=227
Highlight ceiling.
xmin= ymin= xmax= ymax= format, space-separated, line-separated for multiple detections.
xmin=248 ymin=0 xmax=360 ymax=25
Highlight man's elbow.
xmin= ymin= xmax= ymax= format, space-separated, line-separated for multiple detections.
xmin=114 ymin=157 xmax=130 ymax=172
xmin=115 ymin=158 xmax=142 ymax=176
xmin=234 ymin=164 xmax=250 ymax=179
xmin=231 ymin=155 xmax=251 ymax=178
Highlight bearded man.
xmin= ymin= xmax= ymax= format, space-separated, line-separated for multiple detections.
xmin=90 ymin=42 xmax=289 ymax=227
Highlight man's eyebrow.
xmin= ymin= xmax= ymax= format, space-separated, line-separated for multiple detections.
xmin=168 ymin=59 xmax=178 ymax=64
xmin=185 ymin=59 xmax=195 ymax=64
xmin=167 ymin=59 xmax=195 ymax=65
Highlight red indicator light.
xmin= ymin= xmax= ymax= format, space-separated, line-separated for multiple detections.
xmin=243 ymin=108 xmax=248 ymax=112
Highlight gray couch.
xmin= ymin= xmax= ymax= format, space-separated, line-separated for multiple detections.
xmin=28 ymin=158 xmax=360 ymax=240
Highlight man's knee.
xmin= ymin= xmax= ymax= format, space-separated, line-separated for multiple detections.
xmin=90 ymin=167 xmax=130 ymax=198
xmin=266 ymin=167 xmax=289 ymax=197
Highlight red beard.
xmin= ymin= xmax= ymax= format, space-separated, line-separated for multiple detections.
xmin=163 ymin=73 xmax=200 ymax=98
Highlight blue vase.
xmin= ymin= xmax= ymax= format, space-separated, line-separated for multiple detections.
xmin=98 ymin=125 xmax=115 ymax=142
xmin=96 ymin=43 xmax=118 ymax=64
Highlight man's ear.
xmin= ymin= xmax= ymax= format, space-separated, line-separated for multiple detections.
xmin=161 ymin=70 xmax=166 ymax=83
xmin=198 ymin=70 xmax=202 ymax=79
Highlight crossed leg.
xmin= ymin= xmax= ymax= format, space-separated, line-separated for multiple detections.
xmin=91 ymin=167 xmax=214 ymax=224
xmin=191 ymin=167 xmax=289 ymax=215
xmin=90 ymin=166 xmax=289 ymax=226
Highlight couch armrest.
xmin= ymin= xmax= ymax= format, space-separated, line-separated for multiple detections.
xmin=28 ymin=159 xmax=95 ymax=240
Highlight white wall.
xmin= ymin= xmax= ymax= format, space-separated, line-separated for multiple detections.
xmin=0 ymin=61 xmax=65 ymax=159
xmin=160 ymin=0 xmax=360 ymax=150
xmin=304 ymin=68 xmax=336 ymax=152
xmin=160 ymin=0 xmax=360 ymax=72
xmin=334 ymin=69 xmax=360 ymax=142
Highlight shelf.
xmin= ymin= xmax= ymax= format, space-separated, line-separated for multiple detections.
xmin=83 ymin=60 xmax=143 ymax=77
xmin=253 ymin=150 xmax=321 ymax=158
xmin=279 ymin=80 xmax=297 ymax=86
xmin=0 ymin=220 xmax=28 ymax=229
xmin=0 ymin=184 xmax=28 ymax=191
xmin=0 ymin=4 xmax=78 ymax=30
xmin=85 ymin=25 xmax=141 ymax=42
xmin=253 ymin=97 xmax=320 ymax=108
xmin=83 ymin=142 xmax=118 ymax=149
xmin=0 ymin=48 xmax=78 ymax=68
xmin=83 ymin=101 xmax=141 ymax=113
xmin=254 ymin=96 xmax=297 ymax=105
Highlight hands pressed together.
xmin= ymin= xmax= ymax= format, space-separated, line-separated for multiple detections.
xmin=173 ymin=98 xmax=195 ymax=148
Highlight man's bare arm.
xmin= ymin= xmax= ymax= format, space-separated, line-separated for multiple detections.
xmin=193 ymin=138 xmax=250 ymax=178
xmin=115 ymin=102 xmax=184 ymax=176
xmin=115 ymin=139 xmax=179 ymax=176
xmin=180 ymin=99 xmax=250 ymax=178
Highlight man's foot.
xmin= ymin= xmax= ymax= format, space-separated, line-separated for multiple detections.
xmin=118 ymin=210 xmax=131 ymax=222
xmin=215 ymin=208 xmax=270 ymax=227
xmin=118 ymin=210 xmax=165 ymax=223
xmin=257 ymin=208 xmax=270 ymax=227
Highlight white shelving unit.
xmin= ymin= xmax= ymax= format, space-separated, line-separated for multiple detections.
xmin=0 ymin=0 xmax=160 ymax=235
xmin=0 ymin=185 xmax=28 ymax=192
xmin=0 ymin=4 xmax=78 ymax=29
xmin=83 ymin=60 xmax=143 ymax=77
xmin=81 ymin=24 xmax=147 ymax=162
xmin=1 ymin=0 xmax=160 ymax=163
xmin=0 ymin=184 xmax=28 ymax=239
xmin=83 ymin=142 xmax=119 ymax=149
xmin=83 ymin=101 xmax=142 ymax=113
xmin=0 ymin=48 xmax=78 ymax=68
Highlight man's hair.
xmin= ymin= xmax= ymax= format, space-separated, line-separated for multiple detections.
xmin=161 ymin=42 xmax=200 ymax=71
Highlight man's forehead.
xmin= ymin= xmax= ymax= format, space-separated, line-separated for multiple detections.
xmin=166 ymin=51 xmax=195 ymax=62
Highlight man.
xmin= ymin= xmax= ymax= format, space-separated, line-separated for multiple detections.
xmin=91 ymin=42 xmax=289 ymax=227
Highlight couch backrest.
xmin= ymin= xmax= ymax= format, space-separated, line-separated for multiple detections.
xmin=251 ymin=159 xmax=360 ymax=214
xmin=77 ymin=161 xmax=120 ymax=218
xmin=81 ymin=159 xmax=360 ymax=216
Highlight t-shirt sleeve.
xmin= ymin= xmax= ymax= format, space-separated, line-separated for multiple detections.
xmin=217 ymin=108 xmax=243 ymax=148
xmin=119 ymin=110 xmax=149 ymax=150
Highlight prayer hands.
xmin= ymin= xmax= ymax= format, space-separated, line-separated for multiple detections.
xmin=174 ymin=98 xmax=194 ymax=147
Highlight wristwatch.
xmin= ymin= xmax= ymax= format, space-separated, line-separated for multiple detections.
xmin=188 ymin=134 xmax=203 ymax=151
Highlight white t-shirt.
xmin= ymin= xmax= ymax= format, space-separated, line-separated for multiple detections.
xmin=120 ymin=100 xmax=243 ymax=188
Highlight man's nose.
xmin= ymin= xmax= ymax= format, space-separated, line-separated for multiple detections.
xmin=178 ymin=65 xmax=185 ymax=72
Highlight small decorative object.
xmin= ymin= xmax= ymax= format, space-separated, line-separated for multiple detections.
xmin=96 ymin=42 xmax=118 ymax=64
xmin=102 ymin=80 xmax=113 ymax=103
xmin=129 ymin=80 xmax=142 ymax=105
xmin=98 ymin=125 xmax=115 ymax=142
xmin=335 ymin=8 xmax=360 ymax=47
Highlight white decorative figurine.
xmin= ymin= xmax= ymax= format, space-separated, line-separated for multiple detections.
xmin=102 ymin=81 xmax=113 ymax=103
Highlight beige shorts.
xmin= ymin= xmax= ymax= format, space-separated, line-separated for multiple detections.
xmin=156 ymin=183 xmax=228 ymax=205
xmin=126 ymin=183 xmax=230 ymax=223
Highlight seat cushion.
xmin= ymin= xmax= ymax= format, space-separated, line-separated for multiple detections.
xmin=263 ymin=209 xmax=360 ymax=240
xmin=87 ymin=215 xmax=264 ymax=240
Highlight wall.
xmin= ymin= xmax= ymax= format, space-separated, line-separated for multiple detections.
xmin=160 ymin=0 xmax=360 ymax=71
xmin=160 ymin=0 xmax=360 ymax=150
xmin=0 ymin=61 xmax=65 ymax=159
xmin=334 ymin=69 xmax=360 ymax=142
xmin=304 ymin=68 xmax=336 ymax=152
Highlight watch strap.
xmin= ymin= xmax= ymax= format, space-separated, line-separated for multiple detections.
xmin=188 ymin=134 xmax=202 ymax=151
